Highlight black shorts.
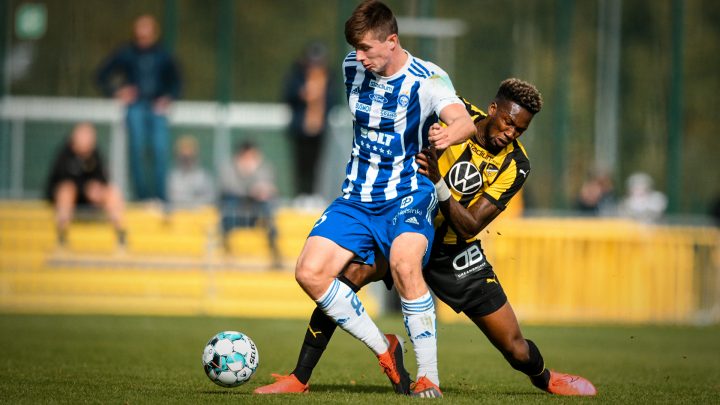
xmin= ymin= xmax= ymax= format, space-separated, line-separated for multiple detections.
xmin=423 ymin=240 xmax=507 ymax=317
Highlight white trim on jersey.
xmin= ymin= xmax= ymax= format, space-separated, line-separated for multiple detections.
xmin=360 ymin=152 xmax=382 ymax=202
xmin=384 ymin=155 xmax=405 ymax=201
xmin=383 ymin=75 xmax=416 ymax=200
xmin=342 ymin=143 xmax=361 ymax=198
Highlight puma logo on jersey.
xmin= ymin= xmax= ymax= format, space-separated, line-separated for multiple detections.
xmin=519 ymin=169 xmax=529 ymax=178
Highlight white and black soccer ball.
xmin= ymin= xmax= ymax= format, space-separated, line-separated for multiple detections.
xmin=202 ymin=331 xmax=259 ymax=388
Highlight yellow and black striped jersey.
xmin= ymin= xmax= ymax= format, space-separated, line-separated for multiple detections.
xmin=434 ymin=97 xmax=530 ymax=245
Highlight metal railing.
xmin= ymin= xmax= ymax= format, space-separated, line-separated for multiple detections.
xmin=0 ymin=96 xmax=291 ymax=199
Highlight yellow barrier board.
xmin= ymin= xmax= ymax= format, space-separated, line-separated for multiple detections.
xmin=1 ymin=202 xmax=718 ymax=323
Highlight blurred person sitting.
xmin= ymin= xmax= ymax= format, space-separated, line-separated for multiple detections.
xmin=283 ymin=41 xmax=335 ymax=204
xmin=619 ymin=172 xmax=667 ymax=223
xmin=45 ymin=123 xmax=126 ymax=248
xmin=575 ymin=170 xmax=616 ymax=216
xmin=167 ymin=135 xmax=215 ymax=210
xmin=219 ymin=141 xmax=280 ymax=267
xmin=96 ymin=14 xmax=181 ymax=202
xmin=710 ymin=194 xmax=720 ymax=228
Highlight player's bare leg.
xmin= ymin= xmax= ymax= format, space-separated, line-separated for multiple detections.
xmin=85 ymin=181 xmax=126 ymax=247
xmin=254 ymin=262 xmax=383 ymax=394
xmin=295 ymin=236 xmax=355 ymax=299
xmin=389 ymin=232 xmax=442 ymax=397
xmin=470 ymin=302 xmax=596 ymax=396
xmin=53 ymin=181 xmax=77 ymax=247
xmin=294 ymin=237 xmax=410 ymax=394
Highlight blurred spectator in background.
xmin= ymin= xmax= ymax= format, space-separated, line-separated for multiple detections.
xmin=167 ymin=135 xmax=215 ymax=210
xmin=711 ymin=194 xmax=720 ymax=228
xmin=619 ymin=172 xmax=667 ymax=223
xmin=96 ymin=14 xmax=181 ymax=202
xmin=283 ymin=41 xmax=335 ymax=206
xmin=219 ymin=141 xmax=280 ymax=267
xmin=46 ymin=123 xmax=126 ymax=248
xmin=575 ymin=170 xmax=616 ymax=216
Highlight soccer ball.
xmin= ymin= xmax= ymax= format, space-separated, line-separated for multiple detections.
xmin=202 ymin=331 xmax=259 ymax=387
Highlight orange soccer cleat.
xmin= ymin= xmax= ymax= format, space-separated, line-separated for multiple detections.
xmin=545 ymin=370 xmax=597 ymax=396
xmin=377 ymin=334 xmax=412 ymax=395
xmin=252 ymin=373 xmax=309 ymax=394
xmin=410 ymin=376 xmax=443 ymax=398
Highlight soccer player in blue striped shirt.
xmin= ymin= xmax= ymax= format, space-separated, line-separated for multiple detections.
xmin=294 ymin=0 xmax=475 ymax=397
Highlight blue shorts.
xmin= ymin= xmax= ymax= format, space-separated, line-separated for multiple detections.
xmin=309 ymin=185 xmax=438 ymax=267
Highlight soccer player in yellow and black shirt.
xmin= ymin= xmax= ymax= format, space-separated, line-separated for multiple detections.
xmin=254 ymin=79 xmax=597 ymax=397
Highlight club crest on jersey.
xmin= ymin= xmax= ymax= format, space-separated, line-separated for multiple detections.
xmin=484 ymin=164 xmax=499 ymax=181
xmin=369 ymin=80 xmax=394 ymax=93
xmin=448 ymin=161 xmax=483 ymax=195
xmin=398 ymin=94 xmax=410 ymax=107
xmin=369 ymin=94 xmax=388 ymax=104
xmin=400 ymin=196 xmax=414 ymax=208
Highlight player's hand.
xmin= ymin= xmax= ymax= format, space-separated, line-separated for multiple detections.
xmin=416 ymin=147 xmax=442 ymax=183
xmin=115 ymin=86 xmax=137 ymax=105
xmin=153 ymin=96 xmax=172 ymax=114
xmin=428 ymin=123 xmax=454 ymax=149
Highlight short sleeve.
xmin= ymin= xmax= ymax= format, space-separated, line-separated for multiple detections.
xmin=420 ymin=66 xmax=463 ymax=116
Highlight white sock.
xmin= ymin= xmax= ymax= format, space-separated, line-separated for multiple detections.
xmin=316 ymin=278 xmax=388 ymax=356
xmin=401 ymin=291 xmax=439 ymax=386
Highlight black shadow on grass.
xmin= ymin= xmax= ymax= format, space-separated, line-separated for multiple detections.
xmin=198 ymin=384 xmax=391 ymax=395
xmin=199 ymin=390 xmax=252 ymax=395
xmin=496 ymin=391 xmax=551 ymax=397
xmin=309 ymin=384 xmax=396 ymax=394
xmin=442 ymin=386 xmax=548 ymax=397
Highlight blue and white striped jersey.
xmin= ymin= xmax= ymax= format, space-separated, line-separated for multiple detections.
xmin=341 ymin=50 xmax=462 ymax=202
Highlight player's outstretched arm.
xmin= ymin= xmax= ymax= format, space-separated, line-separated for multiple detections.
xmin=416 ymin=147 xmax=501 ymax=240
xmin=429 ymin=103 xmax=476 ymax=150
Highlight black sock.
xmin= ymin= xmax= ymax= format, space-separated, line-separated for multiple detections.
xmin=291 ymin=276 xmax=360 ymax=384
xmin=507 ymin=339 xmax=551 ymax=390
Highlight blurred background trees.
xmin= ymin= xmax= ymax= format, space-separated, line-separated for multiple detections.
xmin=2 ymin=0 xmax=718 ymax=217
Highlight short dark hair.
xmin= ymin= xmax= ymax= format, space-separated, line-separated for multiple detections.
xmin=234 ymin=140 xmax=257 ymax=155
xmin=495 ymin=78 xmax=543 ymax=115
xmin=344 ymin=0 xmax=398 ymax=48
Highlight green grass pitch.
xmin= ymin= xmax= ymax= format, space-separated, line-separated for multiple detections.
xmin=0 ymin=314 xmax=718 ymax=404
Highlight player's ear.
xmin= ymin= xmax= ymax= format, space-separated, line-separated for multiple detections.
xmin=387 ymin=33 xmax=398 ymax=50
xmin=488 ymin=102 xmax=498 ymax=116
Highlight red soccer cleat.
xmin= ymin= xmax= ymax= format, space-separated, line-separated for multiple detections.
xmin=252 ymin=373 xmax=309 ymax=394
xmin=377 ymin=334 xmax=412 ymax=394
xmin=410 ymin=376 xmax=443 ymax=398
xmin=546 ymin=370 xmax=597 ymax=396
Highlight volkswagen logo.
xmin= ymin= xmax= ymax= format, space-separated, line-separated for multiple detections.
xmin=448 ymin=162 xmax=483 ymax=195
